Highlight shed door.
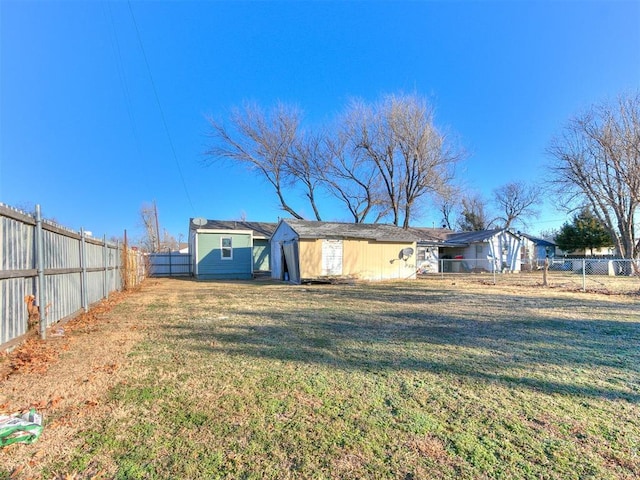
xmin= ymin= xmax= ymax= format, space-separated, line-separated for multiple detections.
xmin=282 ymin=241 xmax=300 ymax=283
xmin=322 ymin=239 xmax=343 ymax=276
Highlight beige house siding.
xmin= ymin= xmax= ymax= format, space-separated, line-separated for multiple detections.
xmin=556 ymin=246 xmax=615 ymax=256
xmin=298 ymin=238 xmax=416 ymax=281
xmin=298 ymin=238 xmax=322 ymax=277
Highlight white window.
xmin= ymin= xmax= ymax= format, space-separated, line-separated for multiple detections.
xmin=221 ymin=237 xmax=233 ymax=260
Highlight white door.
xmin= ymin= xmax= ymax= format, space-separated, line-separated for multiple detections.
xmin=322 ymin=239 xmax=343 ymax=276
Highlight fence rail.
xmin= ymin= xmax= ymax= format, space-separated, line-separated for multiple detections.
xmin=1 ymin=203 xmax=145 ymax=349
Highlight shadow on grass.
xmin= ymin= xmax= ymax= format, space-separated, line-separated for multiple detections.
xmin=164 ymin=285 xmax=640 ymax=403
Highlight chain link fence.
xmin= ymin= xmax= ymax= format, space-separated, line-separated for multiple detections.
xmin=418 ymin=258 xmax=640 ymax=294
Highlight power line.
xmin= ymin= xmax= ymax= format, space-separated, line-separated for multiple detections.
xmin=104 ymin=1 xmax=142 ymax=158
xmin=126 ymin=0 xmax=196 ymax=214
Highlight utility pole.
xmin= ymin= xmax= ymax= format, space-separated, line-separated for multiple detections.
xmin=153 ymin=200 xmax=161 ymax=252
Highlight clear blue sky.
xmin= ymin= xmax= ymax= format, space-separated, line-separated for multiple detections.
xmin=1 ymin=1 xmax=639 ymax=244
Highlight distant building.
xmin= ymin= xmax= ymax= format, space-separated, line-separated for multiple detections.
xmin=415 ymin=229 xmax=524 ymax=273
xmin=519 ymin=233 xmax=556 ymax=270
xmin=189 ymin=219 xmax=277 ymax=280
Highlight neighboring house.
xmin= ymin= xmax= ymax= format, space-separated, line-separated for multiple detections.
xmin=407 ymin=227 xmax=452 ymax=274
xmin=416 ymin=229 xmax=523 ymax=273
xmin=270 ymin=219 xmax=421 ymax=283
xmin=554 ymin=245 xmax=615 ymax=257
xmin=519 ymin=233 xmax=556 ymax=270
xmin=189 ymin=219 xmax=276 ymax=280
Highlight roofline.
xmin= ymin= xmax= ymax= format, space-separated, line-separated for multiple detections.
xmin=195 ymin=229 xmax=254 ymax=235
xmin=280 ymin=219 xmax=420 ymax=243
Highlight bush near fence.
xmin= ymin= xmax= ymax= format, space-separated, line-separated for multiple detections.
xmin=0 ymin=203 xmax=146 ymax=349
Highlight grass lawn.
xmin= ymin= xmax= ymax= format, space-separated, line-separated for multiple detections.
xmin=1 ymin=278 xmax=638 ymax=479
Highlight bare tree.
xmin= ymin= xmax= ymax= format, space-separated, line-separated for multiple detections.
xmin=344 ymin=98 xmax=402 ymax=225
xmin=160 ymin=229 xmax=180 ymax=252
xmin=439 ymin=200 xmax=456 ymax=230
xmin=457 ymin=194 xmax=492 ymax=231
xmin=319 ymin=116 xmax=389 ymax=223
xmin=139 ymin=202 xmax=160 ymax=252
xmin=204 ymin=94 xmax=463 ymax=227
xmin=348 ymin=93 xmax=462 ymax=228
xmin=547 ymin=92 xmax=640 ymax=259
xmin=433 ymin=184 xmax=462 ymax=229
xmin=285 ymin=130 xmax=325 ymax=220
xmin=205 ymin=102 xmax=304 ymax=219
xmin=390 ymin=94 xmax=461 ymax=228
xmin=139 ymin=201 xmax=179 ymax=252
xmin=492 ymin=181 xmax=542 ymax=230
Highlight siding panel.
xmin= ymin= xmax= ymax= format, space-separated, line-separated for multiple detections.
xmin=197 ymin=232 xmax=253 ymax=279
xmin=1 ymin=203 xmax=142 ymax=347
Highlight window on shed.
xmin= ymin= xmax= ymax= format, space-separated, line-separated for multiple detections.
xmin=221 ymin=237 xmax=233 ymax=259
xmin=475 ymin=244 xmax=483 ymax=256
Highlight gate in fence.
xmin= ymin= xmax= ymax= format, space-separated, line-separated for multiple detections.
xmin=147 ymin=252 xmax=192 ymax=277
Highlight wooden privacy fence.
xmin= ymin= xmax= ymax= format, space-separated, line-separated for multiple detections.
xmin=0 ymin=203 xmax=145 ymax=349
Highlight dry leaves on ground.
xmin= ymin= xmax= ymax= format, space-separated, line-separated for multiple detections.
xmin=0 ymin=292 xmax=129 ymax=382
xmin=0 ymin=287 xmax=146 ymax=478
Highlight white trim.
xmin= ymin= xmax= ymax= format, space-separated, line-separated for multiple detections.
xmin=196 ymin=228 xmax=254 ymax=235
xmin=194 ymin=231 xmax=199 ymax=276
xmin=221 ymin=236 xmax=233 ymax=260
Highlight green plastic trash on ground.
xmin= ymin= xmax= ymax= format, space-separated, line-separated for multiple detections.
xmin=0 ymin=410 xmax=43 ymax=447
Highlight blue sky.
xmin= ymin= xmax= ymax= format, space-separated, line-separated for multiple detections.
xmin=1 ymin=1 xmax=639 ymax=243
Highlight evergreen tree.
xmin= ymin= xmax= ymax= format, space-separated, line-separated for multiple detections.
xmin=555 ymin=209 xmax=613 ymax=255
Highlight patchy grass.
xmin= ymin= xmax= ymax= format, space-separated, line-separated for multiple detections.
xmin=2 ymin=278 xmax=639 ymax=479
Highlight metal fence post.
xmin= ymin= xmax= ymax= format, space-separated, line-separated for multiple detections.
xmin=493 ymin=261 xmax=497 ymax=285
xmin=582 ymin=258 xmax=586 ymax=292
xmin=116 ymin=240 xmax=121 ymax=291
xmin=81 ymin=228 xmax=88 ymax=312
xmin=35 ymin=204 xmax=46 ymax=340
xmin=103 ymin=234 xmax=108 ymax=300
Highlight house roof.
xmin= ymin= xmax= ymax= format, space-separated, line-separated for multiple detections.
xmin=190 ymin=219 xmax=277 ymax=238
xmin=406 ymin=227 xmax=454 ymax=244
xmin=444 ymin=229 xmax=508 ymax=245
xmin=416 ymin=228 xmax=522 ymax=248
xmin=282 ymin=219 xmax=421 ymax=242
xmin=519 ymin=232 xmax=556 ymax=247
